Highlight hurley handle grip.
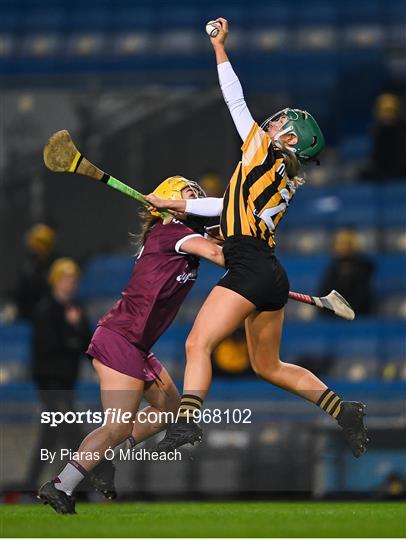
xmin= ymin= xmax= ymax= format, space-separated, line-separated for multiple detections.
xmin=104 ymin=175 xmax=171 ymax=218
xmin=106 ymin=176 xmax=147 ymax=205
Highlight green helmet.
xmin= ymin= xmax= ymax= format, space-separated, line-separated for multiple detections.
xmin=261 ymin=108 xmax=325 ymax=162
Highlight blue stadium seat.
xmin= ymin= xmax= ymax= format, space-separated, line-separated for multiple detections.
xmin=197 ymin=2 xmax=246 ymax=26
xmin=65 ymin=7 xmax=110 ymax=31
xmin=77 ymin=250 xmax=406 ymax=305
xmin=339 ymin=135 xmax=372 ymax=162
xmin=18 ymin=7 xmax=65 ymax=31
xmin=0 ymin=322 xmax=32 ymax=364
xmin=380 ymin=184 xmax=406 ymax=227
xmin=281 ymin=319 xmax=405 ymax=365
xmin=2 ymin=0 xmax=404 ymax=46
xmin=78 ymin=254 xmax=134 ymax=300
xmin=247 ymin=1 xmax=290 ymax=26
xmin=280 ymin=185 xmax=376 ymax=229
xmin=279 ymin=184 xmax=406 ymax=229
xmin=0 ymin=6 xmax=19 ymax=32
xmin=279 ymin=254 xmax=329 ymax=293
xmin=187 ymin=260 xmax=224 ymax=299
xmin=337 ymin=0 xmax=384 ymax=23
xmin=110 ymin=6 xmax=154 ymax=31
xmin=158 ymin=6 xmax=201 ymax=28
xmin=288 ymin=1 xmax=337 ymax=24
xmin=0 ymin=322 xmax=32 ymax=383
xmin=281 ymin=254 xmax=406 ymax=296
xmin=387 ymin=0 xmax=406 ymax=19
xmin=375 ymin=254 xmax=406 ymax=295
xmin=151 ymin=318 xmax=405 ymax=368
xmin=152 ymin=322 xmax=191 ymax=362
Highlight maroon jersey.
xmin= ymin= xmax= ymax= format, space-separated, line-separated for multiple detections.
xmin=98 ymin=220 xmax=202 ymax=351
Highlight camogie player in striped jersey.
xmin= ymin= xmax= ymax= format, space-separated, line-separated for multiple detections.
xmin=146 ymin=18 xmax=368 ymax=459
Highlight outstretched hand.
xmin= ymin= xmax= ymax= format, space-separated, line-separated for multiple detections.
xmin=144 ymin=193 xmax=168 ymax=209
xmin=144 ymin=193 xmax=187 ymax=220
xmin=209 ymin=18 xmax=229 ymax=48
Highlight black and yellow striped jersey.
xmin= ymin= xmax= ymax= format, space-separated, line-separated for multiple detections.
xmin=220 ymin=122 xmax=296 ymax=249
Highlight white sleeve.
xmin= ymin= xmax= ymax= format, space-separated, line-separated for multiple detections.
xmin=175 ymin=234 xmax=203 ymax=254
xmin=185 ymin=197 xmax=223 ymax=217
xmin=218 ymin=61 xmax=255 ymax=142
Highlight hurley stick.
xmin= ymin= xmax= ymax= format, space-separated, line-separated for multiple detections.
xmin=288 ymin=290 xmax=355 ymax=320
xmin=43 ymin=130 xmax=170 ymax=217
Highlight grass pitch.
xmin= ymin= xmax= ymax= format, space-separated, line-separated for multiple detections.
xmin=1 ymin=501 xmax=405 ymax=537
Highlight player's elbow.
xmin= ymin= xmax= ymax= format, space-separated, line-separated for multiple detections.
xmin=209 ymin=246 xmax=221 ymax=258
xmin=200 ymin=244 xmax=220 ymax=260
xmin=207 ymin=245 xmax=224 ymax=265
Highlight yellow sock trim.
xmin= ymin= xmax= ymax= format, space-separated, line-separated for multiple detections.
xmin=326 ymin=395 xmax=340 ymax=414
xmin=181 ymin=397 xmax=202 ymax=407
xmin=320 ymin=390 xmax=334 ymax=409
xmin=332 ymin=403 xmax=341 ymax=418
xmin=179 ymin=405 xmax=198 ymax=412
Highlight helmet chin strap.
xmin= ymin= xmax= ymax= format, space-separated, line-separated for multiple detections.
xmin=273 ymin=126 xmax=297 ymax=153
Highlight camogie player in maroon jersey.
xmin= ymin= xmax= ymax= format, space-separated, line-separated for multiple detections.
xmin=38 ymin=176 xmax=224 ymax=514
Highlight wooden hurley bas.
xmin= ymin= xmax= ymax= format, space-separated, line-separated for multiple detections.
xmin=43 ymin=129 xmax=168 ymax=213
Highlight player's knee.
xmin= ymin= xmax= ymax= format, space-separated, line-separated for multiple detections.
xmin=185 ymin=332 xmax=199 ymax=355
xmin=185 ymin=332 xmax=212 ymax=358
xmin=159 ymin=393 xmax=181 ymax=415
xmin=251 ymin=356 xmax=282 ymax=381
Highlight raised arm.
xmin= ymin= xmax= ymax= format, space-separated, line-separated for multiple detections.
xmin=144 ymin=194 xmax=223 ymax=217
xmin=210 ymin=18 xmax=255 ymax=141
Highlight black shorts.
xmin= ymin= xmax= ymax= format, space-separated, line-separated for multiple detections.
xmin=217 ymin=235 xmax=290 ymax=311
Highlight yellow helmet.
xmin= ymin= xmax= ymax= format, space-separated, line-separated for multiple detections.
xmin=150 ymin=175 xmax=206 ymax=217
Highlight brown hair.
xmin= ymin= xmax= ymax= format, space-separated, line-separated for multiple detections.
xmin=132 ymin=209 xmax=159 ymax=255
xmin=279 ymin=143 xmax=305 ymax=187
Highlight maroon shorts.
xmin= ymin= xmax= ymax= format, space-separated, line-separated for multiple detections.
xmin=86 ymin=326 xmax=163 ymax=381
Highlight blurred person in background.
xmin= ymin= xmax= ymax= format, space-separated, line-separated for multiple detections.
xmin=362 ymin=93 xmax=406 ymax=180
xmin=27 ymin=258 xmax=90 ymax=489
xmin=319 ymin=229 xmax=375 ymax=315
xmin=376 ymin=472 xmax=406 ymax=500
xmin=13 ymin=223 xmax=57 ymax=320
xmin=199 ymin=171 xmax=225 ymax=230
xmin=199 ymin=171 xmax=225 ymax=197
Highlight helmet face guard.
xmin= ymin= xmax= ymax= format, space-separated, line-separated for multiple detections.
xmin=150 ymin=176 xmax=206 ymax=217
xmin=261 ymin=108 xmax=325 ymax=162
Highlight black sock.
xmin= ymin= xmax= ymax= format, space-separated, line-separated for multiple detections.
xmin=177 ymin=394 xmax=203 ymax=423
xmin=317 ymin=388 xmax=342 ymax=419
